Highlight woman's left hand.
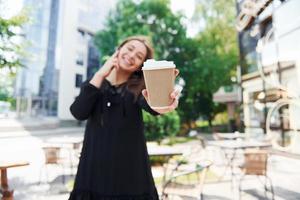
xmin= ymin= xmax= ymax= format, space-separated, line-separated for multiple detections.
xmin=142 ymin=88 xmax=180 ymax=114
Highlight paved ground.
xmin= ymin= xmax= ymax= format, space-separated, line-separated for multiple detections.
xmin=1 ymin=119 xmax=300 ymax=200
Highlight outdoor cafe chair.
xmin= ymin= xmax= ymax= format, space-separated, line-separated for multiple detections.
xmin=161 ymin=159 xmax=212 ymax=200
xmin=211 ymin=132 xmax=245 ymax=177
xmin=161 ymin=142 xmax=212 ymax=200
xmin=39 ymin=146 xmax=68 ymax=184
xmin=238 ymin=149 xmax=274 ymax=200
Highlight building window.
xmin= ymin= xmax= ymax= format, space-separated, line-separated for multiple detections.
xmin=260 ymin=17 xmax=273 ymax=42
xmin=75 ymin=74 xmax=83 ymax=88
xmin=87 ymin=42 xmax=100 ymax=79
xmin=86 ymin=32 xmax=93 ymax=41
xmin=77 ymin=28 xmax=85 ymax=43
xmin=76 ymin=51 xmax=84 ymax=66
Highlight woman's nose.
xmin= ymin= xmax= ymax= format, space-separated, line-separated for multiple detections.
xmin=129 ymin=52 xmax=135 ymax=59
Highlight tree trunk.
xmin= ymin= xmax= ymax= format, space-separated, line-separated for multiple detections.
xmin=208 ymin=116 xmax=213 ymax=133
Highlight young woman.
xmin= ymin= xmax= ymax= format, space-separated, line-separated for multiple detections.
xmin=69 ymin=36 xmax=180 ymax=200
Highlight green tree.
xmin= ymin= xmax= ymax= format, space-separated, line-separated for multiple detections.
xmin=0 ymin=3 xmax=28 ymax=72
xmin=1 ymin=1 xmax=28 ymax=110
xmin=94 ymin=0 xmax=187 ymax=62
xmin=0 ymin=70 xmax=16 ymax=108
xmin=143 ymin=110 xmax=180 ymax=143
xmin=181 ymin=0 xmax=239 ymax=128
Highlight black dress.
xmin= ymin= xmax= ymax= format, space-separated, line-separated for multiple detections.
xmin=69 ymin=79 xmax=160 ymax=200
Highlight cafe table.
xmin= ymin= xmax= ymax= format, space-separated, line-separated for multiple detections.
xmin=215 ymin=132 xmax=246 ymax=140
xmin=45 ymin=136 xmax=83 ymax=150
xmin=0 ymin=161 xmax=29 ymax=200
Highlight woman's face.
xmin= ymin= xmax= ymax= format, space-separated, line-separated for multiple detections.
xmin=117 ymin=40 xmax=147 ymax=73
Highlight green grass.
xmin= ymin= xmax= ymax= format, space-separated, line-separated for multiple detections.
xmin=162 ymin=136 xmax=197 ymax=146
xmin=66 ymin=179 xmax=75 ymax=191
xmin=154 ymin=169 xmax=218 ymax=186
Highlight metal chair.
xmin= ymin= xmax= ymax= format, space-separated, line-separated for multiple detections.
xmin=161 ymin=159 xmax=212 ymax=200
xmin=212 ymin=132 xmax=242 ymax=181
xmin=238 ymin=149 xmax=274 ymax=200
xmin=39 ymin=146 xmax=66 ymax=184
xmin=161 ymin=143 xmax=212 ymax=200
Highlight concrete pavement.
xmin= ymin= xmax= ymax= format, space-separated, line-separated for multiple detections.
xmin=0 ymin=127 xmax=84 ymax=200
xmin=0 ymin=116 xmax=61 ymax=132
xmin=1 ymin=126 xmax=300 ymax=199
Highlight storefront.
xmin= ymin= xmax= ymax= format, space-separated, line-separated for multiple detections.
xmin=236 ymin=0 xmax=300 ymax=151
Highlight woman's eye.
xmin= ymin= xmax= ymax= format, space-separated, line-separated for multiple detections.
xmin=127 ymin=47 xmax=133 ymax=51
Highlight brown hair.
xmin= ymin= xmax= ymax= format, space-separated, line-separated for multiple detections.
xmin=117 ymin=35 xmax=154 ymax=101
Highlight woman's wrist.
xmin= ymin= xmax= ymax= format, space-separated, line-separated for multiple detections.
xmin=95 ymin=71 xmax=105 ymax=79
xmin=89 ymin=71 xmax=105 ymax=88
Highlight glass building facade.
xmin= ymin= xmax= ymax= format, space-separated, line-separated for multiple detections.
xmin=15 ymin=0 xmax=115 ymax=118
xmin=237 ymin=0 xmax=300 ymax=149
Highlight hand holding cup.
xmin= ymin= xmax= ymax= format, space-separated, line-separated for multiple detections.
xmin=142 ymin=59 xmax=180 ymax=114
xmin=142 ymin=74 xmax=181 ymax=114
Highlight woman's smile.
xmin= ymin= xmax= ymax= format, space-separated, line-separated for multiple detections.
xmin=121 ymin=55 xmax=134 ymax=66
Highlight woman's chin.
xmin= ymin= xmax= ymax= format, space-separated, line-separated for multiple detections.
xmin=118 ymin=61 xmax=134 ymax=70
xmin=118 ymin=65 xmax=135 ymax=73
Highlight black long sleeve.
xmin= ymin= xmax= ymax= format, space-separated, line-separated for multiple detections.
xmin=70 ymin=80 xmax=101 ymax=121
xmin=137 ymin=94 xmax=160 ymax=116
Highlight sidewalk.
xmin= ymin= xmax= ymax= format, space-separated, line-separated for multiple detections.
xmin=0 ymin=116 xmax=60 ymax=132
xmin=0 ymin=126 xmax=85 ymax=138
xmin=0 ymin=116 xmax=85 ymax=138
xmin=1 ymin=127 xmax=300 ymax=199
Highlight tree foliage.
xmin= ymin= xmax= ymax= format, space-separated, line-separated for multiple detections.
xmin=94 ymin=0 xmax=187 ymax=63
xmin=143 ymin=110 xmax=180 ymax=142
xmin=0 ymin=5 xmax=28 ymax=72
xmin=180 ymin=0 xmax=239 ymax=127
xmin=193 ymin=0 xmax=238 ymax=92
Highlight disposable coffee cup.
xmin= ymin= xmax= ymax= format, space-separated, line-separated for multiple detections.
xmin=142 ymin=59 xmax=176 ymax=109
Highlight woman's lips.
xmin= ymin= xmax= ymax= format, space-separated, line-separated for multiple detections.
xmin=122 ymin=56 xmax=133 ymax=66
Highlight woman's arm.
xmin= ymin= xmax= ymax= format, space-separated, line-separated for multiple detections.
xmin=137 ymin=94 xmax=160 ymax=116
xmin=70 ymin=51 xmax=119 ymax=120
xmin=70 ymin=80 xmax=101 ymax=121
xmin=89 ymin=50 xmax=119 ymax=88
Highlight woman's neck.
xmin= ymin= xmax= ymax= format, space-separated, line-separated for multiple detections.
xmin=106 ymin=68 xmax=131 ymax=86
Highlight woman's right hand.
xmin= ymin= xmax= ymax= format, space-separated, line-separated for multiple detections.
xmin=96 ymin=50 xmax=119 ymax=78
xmin=89 ymin=51 xmax=119 ymax=88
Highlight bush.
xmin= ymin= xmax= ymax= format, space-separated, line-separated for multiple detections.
xmin=143 ymin=110 xmax=180 ymax=143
